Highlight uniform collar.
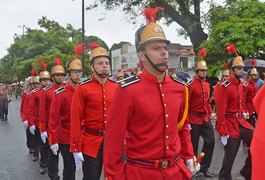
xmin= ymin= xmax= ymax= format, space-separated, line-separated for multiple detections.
xmin=92 ymin=75 xmax=108 ymax=85
xmin=141 ymin=70 xmax=169 ymax=84
xmin=228 ymin=76 xmax=240 ymax=85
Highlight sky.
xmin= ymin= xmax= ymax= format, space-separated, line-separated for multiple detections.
xmin=0 ymin=0 xmax=193 ymax=59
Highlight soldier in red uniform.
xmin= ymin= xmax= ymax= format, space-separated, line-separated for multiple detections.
xmin=187 ymin=48 xmax=215 ymax=178
xmin=39 ymin=58 xmax=65 ymax=180
xmin=20 ymin=76 xmax=35 ymax=154
xmin=104 ymin=6 xmax=197 ymax=180
xmin=70 ymin=42 xmax=118 ymax=180
xmin=243 ymin=58 xmax=258 ymax=127
xmin=214 ymin=44 xmax=254 ymax=180
xmin=49 ymin=54 xmax=83 ymax=180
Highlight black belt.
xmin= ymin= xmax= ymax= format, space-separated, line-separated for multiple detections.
xmin=225 ymin=112 xmax=243 ymax=119
xmin=126 ymin=154 xmax=180 ymax=169
xmin=190 ymin=111 xmax=208 ymax=117
xmin=82 ymin=127 xmax=105 ymax=136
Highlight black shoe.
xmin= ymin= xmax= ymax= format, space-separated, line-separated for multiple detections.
xmin=33 ymin=155 xmax=39 ymax=161
xmin=40 ymin=167 xmax=47 ymax=174
xmin=29 ymin=148 xmax=34 ymax=154
xmin=200 ymin=170 xmax=214 ymax=178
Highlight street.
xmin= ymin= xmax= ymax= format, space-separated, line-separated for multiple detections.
xmin=0 ymin=97 xmax=246 ymax=180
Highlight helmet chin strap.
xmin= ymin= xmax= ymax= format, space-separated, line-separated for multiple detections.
xmin=92 ymin=65 xmax=109 ymax=78
xmin=197 ymin=74 xmax=206 ymax=80
xmin=70 ymin=78 xmax=79 ymax=84
xmin=143 ymin=51 xmax=168 ymax=73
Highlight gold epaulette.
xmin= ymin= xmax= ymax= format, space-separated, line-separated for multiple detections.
xmin=222 ymin=80 xmax=230 ymax=87
xmin=54 ymin=87 xmax=66 ymax=95
xmin=43 ymin=85 xmax=52 ymax=91
xmin=243 ymin=81 xmax=249 ymax=87
xmin=32 ymin=88 xmax=39 ymax=93
xmin=79 ymin=78 xmax=92 ymax=86
xmin=117 ymin=76 xmax=140 ymax=88
xmin=171 ymin=75 xmax=187 ymax=87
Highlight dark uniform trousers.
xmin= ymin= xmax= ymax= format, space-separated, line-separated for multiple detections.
xmin=26 ymin=128 xmax=35 ymax=149
xmin=82 ymin=142 xmax=103 ymax=180
xmin=219 ymin=126 xmax=253 ymax=180
xmin=60 ymin=144 xmax=76 ymax=180
xmin=190 ymin=120 xmax=215 ymax=172
xmin=48 ymin=144 xmax=60 ymax=180
xmin=34 ymin=127 xmax=48 ymax=168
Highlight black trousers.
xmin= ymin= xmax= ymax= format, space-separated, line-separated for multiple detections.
xmin=48 ymin=148 xmax=60 ymax=180
xmin=219 ymin=126 xmax=253 ymax=180
xmin=60 ymin=144 xmax=76 ymax=180
xmin=190 ymin=121 xmax=215 ymax=172
xmin=34 ymin=127 xmax=48 ymax=168
xmin=26 ymin=128 xmax=35 ymax=149
xmin=82 ymin=143 xmax=103 ymax=180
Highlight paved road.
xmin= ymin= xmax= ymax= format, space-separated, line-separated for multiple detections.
xmin=0 ymin=98 xmax=247 ymax=180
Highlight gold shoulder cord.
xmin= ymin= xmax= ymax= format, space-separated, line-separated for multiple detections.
xmin=177 ymin=86 xmax=189 ymax=130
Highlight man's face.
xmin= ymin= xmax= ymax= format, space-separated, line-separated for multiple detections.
xmin=233 ymin=67 xmax=244 ymax=78
xmin=250 ymin=74 xmax=258 ymax=81
xmin=53 ymin=74 xmax=65 ymax=84
xmin=141 ymin=41 xmax=169 ymax=72
xmin=69 ymin=70 xmax=83 ymax=83
xmin=197 ymin=69 xmax=207 ymax=79
xmin=92 ymin=57 xmax=110 ymax=77
xmin=40 ymin=78 xmax=51 ymax=87
xmin=34 ymin=83 xmax=42 ymax=89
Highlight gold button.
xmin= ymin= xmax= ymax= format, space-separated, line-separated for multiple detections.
xmin=166 ymin=135 xmax=169 ymax=139
xmin=104 ymin=121 xmax=107 ymax=124
xmin=104 ymin=108 xmax=106 ymax=111
xmin=166 ymin=146 xmax=169 ymax=150
xmin=104 ymin=114 xmax=107 ymax=117
xmin=159 ymin=84 xmax=162 ymax=87
xmin=164 ymin=104 xmax=167 ymax=107
xmin=162 ymin=94 xmax=164 ymax=97
xmin=166 ymin=124 xmax=169 ymax=128
xmin=104 ymin=101 xmax=106 ymax=104
xmin=103 ymin=95 xmax=106 ymax=98
xmin=165 ymin=114 xmax=168 ymax=119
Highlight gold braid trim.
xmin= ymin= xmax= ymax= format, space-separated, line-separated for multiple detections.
xmin=177 ymin=86 xmax=189 ymax=130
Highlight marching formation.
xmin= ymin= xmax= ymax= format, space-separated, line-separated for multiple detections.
xmin=16 ymin=5 xmax=265 ymax=180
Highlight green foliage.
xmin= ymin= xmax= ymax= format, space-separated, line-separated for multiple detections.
xmin=202 ymin=0 xmax=265 ymax=64
xmin=0 ymin=17 xmax=109 ymax=83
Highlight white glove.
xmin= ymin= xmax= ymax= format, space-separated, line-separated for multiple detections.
xmin=41 ymin=131 xmax=48 ymax=144
xmin=23 ymin=120 xmax=28 ymax=129
xmin=50 ymin=144 xmax=59 ymax=155
xmin=210 ymin=113 xmax=216 ymax=119
xmin=186 ymin=158 xmax=200 ymax=175
xmin=29 ymin=125 xmax=36 ymax=135
xmin=242 ymin=112 xmax=249 ymax=120
xmin=73 ymin=152 xmax=84 ymax=171
xmin=220 ymin=135 xmax=229 ymax=146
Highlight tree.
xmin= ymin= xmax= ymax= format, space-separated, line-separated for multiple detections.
xmin=97 ymin=0 xmax=208 ymax=51
xmin=0 ymin=17 xmax=109 ymax=82
xmin=202 ymin=0 xmax=265 ymax=61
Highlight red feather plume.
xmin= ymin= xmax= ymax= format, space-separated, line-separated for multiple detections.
xmin=117 ymin=68 xmax=122 ymax=72
xmin=225 ymin=44 xmax=238 ymax=56
xmin=170 ymin=67 xmax=175 ymax=72
xmin=251 ymin=57 xmax=256 ymax=67
xmin=54 ymin=58 xmax=62 ymax=65
xmin=137 ymin=62 xmax=141 ymax=68
xmin=31 ymin=69 xmax=38 ymax=76
xmin=223 ymin=61 xmax=228 ymax=69
xmin=75 ymin=43 xmax=84 ymax=58
xmin=198 ymin=48 xmax=207 ymax=58
xmin=39 ymin=59 xmax=47 ymax=71
xmin=88 ymin=42 xmax=99 ymax=50
xmin=143 ymin=6 xmax=164 ymax=23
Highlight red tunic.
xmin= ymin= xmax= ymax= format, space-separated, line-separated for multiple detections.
xmin=104 ymin=71 xmax=193 ymax=180
xmin=214 ymin=77 xmax=254 ymax=138
xmin=70 ymin=76 xmax=118 ymax=158
xmin=188 ymin=77 xmax=212 ymax=124
xmin=49 ymin=84 xmax=75 ymax=145
xmin=28 ymin=88 xmax=42 ymax=128
xmin=251 ymin=83 xmax=265 ymax=180
xmin=39 ymin=83 xmax=60 ymax=132
xmin=243 ymin=80 xmax=258 ymax=115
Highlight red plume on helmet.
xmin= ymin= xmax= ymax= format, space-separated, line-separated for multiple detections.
xmin=117 ymin=68 xmax=122 ymax=72
xmin=39 ymin=59 xmax=47 ymax=71
xmin=75 ymin=43 xmax=84 ymax=58
xmin=88 ymin=41 xmax=99 ymax=50
xmin=54 ymin=58 xmax=62 ymax=65
xmin=225 ymin=44 xmax=238 ymax=56
xmin=170 ymin=67 xmax=175 ymax=73
xmin=251 ymin=57 xmax=256 ymax=68
xmin=143 ymin=6 xmax=164 ymax=24
xmin=137 ymin=62 xmax=141 ymax=68
xmin=223 ymin=61 xmax=228 ymax=69
xmin=198 ymin=48 xmax=207 ymax=59
xmin=31 ymin=69 xmax=38 ymax=76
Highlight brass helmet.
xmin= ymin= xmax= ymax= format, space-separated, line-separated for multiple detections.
xmin=135 ymin=6 xmax=170 ymax=52
xmin=51 ymin=58 xmax=65 ymax=75
xmin=88 ymin=42 xmax=109 ymax=62
xmin=196 ymin=48 xmax=208 ymax=70
xmin=28 ymin=77 xmax=34 ymax=84
xmin=39 ymin=59 xmax=51 ymax=79
xmin=225 ymin=44 xmax=245 ymax=68
xmin=250 ymin=57 xmax=258 ymax=75
xmin=222 ymin=69 xmax=230 ymax=76
xmin=33 ymin=76 xmax=40 ymax=83
xmin=68 ymin=59 xmax=82 ymax=71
